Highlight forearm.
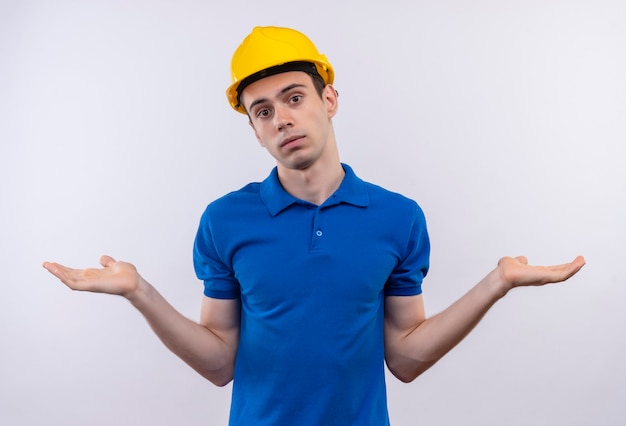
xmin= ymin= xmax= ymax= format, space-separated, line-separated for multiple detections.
xmin=42 ymin=256 xmax=239 ymax=385
xmin=127 ymin=278 xmax=237 ymax=386
xmin=386 ymin=269 xmax=508 ymax=382
xmin=386 ymin=255 xmax=585 ymax=382
xmin=418 ymin=270 xmax=507 ymax=356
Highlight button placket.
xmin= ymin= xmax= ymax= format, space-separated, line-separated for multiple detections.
xmin=310 ymin=208 xmax=325 ymax=251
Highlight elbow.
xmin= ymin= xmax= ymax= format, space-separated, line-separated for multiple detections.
xmin=210 ymin=375 xmax=233 ymax=387
xmin=386 ymin=355 xmax=435 ymax=383
xmin=396 ymin=372 xmax=419 ymax=384
xmin=203 ymin=368 xmax=234 ymax=387
xmin=387 ymin=365 xmax=420 ymax=383
xmin=194 ymin=357 xmax=235 ymax=387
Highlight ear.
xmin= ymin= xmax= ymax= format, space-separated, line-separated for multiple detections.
xmin=248 ymin=120 xmax=265 ymax=147
xmin=323 ymin=84 xmax=339 ymax=119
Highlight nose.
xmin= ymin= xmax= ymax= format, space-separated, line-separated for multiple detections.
xmin=274 ymin=105 xmax=293 ymax=131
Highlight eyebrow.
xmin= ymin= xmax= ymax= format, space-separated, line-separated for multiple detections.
xmin=247 ymin=83 xmax=307 ymax=112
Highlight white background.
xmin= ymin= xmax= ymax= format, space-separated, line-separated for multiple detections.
xmin=1 ymin=1 xmax=625 ymax=425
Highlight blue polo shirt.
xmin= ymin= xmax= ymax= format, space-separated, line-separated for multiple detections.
xmin=193 ymin=164 xmax=430 ymax=426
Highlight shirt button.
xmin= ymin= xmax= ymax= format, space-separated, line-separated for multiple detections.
xmin=316 ymin=230 xmax=323 ymax=237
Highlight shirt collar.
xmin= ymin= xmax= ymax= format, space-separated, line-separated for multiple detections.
xmin=260 ymin=163 xmax=370 ymax=216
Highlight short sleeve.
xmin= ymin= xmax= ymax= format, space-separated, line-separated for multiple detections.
xmin=193 ymin=206 xmax=241 ymax=299
xmin=384 ymin=203 xmax=430 ymax=296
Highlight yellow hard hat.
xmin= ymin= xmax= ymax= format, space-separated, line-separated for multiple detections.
xmin=226 ymin=26 xmax=334 ymax=114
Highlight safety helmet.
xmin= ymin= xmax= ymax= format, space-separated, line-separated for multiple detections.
xmin=226 ymin=26 xmax=334 ymax=114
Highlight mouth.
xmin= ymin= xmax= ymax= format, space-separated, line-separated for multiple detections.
xmin=280 ymin=135 xmax=305 ymax=148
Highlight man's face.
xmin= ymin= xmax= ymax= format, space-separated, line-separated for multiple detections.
xmin=241 ymin=71 xmax=338 ymax=171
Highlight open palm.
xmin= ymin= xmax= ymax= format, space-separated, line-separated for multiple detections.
xmin=43 ymin=255 xmax=140 ymax=297
xmin=497 ymin=255 xmax=586 ymax=289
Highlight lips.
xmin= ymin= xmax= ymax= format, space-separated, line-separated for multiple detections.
xmin=280 ymin=135 xmax=305 ymax=147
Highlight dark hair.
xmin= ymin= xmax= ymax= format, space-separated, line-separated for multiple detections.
xmin=237 ymin=61 xmax=328 ymax=112
xmin=309 ymin=72 xmax=326 ymax=97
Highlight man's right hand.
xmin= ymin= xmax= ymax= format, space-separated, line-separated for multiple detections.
xmin=43 ymin=255 xmax=140 ymax=298
xmin=43 ymin=254 xmax=240 ymax=385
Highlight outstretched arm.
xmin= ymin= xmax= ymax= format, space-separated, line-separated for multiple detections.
xmin=43 ymin=256 xmax=240 ymax=386
xmin=384 ymin=255 xmax=585 ymax=383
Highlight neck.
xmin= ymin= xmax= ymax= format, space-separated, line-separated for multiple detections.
xmin=277 ymin=157 xmax=345 ymax=206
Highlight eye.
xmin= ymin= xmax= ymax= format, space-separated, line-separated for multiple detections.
xmin=289 ymin=94 xmax=302 ymax=104
xmin=256 ymin=108 xmax=271 ymax=119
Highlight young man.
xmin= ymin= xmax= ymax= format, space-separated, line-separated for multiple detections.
xmin=43 ymin=26 xmax=585 ymax=425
